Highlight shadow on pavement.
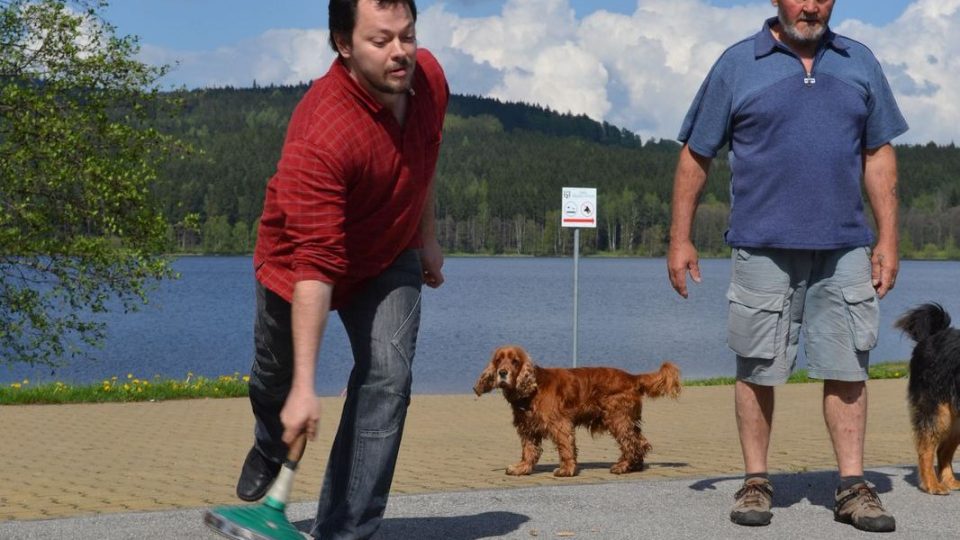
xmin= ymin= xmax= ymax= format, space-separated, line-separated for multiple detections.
xmin=687 ymin=468 xmax=910 ymax=510
xmin=293 ymin=511 xmax=530 ymax=539
xmin=486 ymin=460 xmax=691 ymax=475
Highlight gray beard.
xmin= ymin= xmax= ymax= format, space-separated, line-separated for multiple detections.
xmin=779 ymin=14 xmax=827 ymax=44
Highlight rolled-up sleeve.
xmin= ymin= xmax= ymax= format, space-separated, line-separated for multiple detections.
xmin=274 ymin=139 xmax=348 ymax=286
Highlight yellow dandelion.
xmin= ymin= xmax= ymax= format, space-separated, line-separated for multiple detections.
xmin=123 ymin=384 xmax=131 ymax=391
xmin=127 ymin=373 xmax=133 ymax=379
xmin=22 ymin=379 xmax=29 ymax=385
xmin=10 ymin=383 xmax=21 ymax=389
xmin=242 ymin=375 xmax=250 ymax=383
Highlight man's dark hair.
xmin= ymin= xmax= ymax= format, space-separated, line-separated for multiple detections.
xmin=329 ymin=0 xmax=418 ymax=53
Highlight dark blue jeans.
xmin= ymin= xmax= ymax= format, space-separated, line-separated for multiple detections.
xmin=248 ymin=250 xmax=423 ymax=540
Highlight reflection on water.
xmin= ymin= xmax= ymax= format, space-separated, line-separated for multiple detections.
xmin=2 ymin=256 xmax=955 ymax=394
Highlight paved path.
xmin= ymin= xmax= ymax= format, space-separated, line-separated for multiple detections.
xmin=2 ymin=466 xmax=959 ymax=539
xmin=2 ymin=379 xmax=959 ymax=538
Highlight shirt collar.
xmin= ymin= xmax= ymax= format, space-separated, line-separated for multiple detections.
xmin=329 ymin=56 xmax=385 ymax=114
xmin=328 ymin=56 xmax=420 ymax=117
xmin=754 ymin=16 xmax=847 ymax=58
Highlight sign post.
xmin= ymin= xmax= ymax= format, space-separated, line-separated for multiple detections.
xmin=561 ymin=187 xmax=596 ymax=368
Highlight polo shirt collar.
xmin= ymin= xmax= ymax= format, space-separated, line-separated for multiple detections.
xmin=330 ymin=56 xmax=386 ymax=114
xmin=754 ymin=16 xmax=848 ymax=58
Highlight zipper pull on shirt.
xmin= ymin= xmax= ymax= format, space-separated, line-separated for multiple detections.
xmin=804 ymin=71 xmax=816 ymax=86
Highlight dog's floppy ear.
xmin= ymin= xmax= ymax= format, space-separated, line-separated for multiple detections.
xmin=514 ymin=348 xmax=538 ymax=397
xmin=473 ymin=353 xmax=498 ymax=396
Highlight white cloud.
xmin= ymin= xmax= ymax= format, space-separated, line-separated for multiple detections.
xmin=142 ymin=0 xmax=958 ymax=144
xmin=835 ymin=0 xmax=960 ymax=144
xmin=490 ymin=42 xmax=611 ymax=120
xmin=574 ymin=0 xmax=769 ymax=136
xmin=422 ymin=0 xmax=611 ymax=117
xmin=142 ymin=28 xmax=334 ymax=89
xmin=443 ymin=0 xmax=577 ymax=70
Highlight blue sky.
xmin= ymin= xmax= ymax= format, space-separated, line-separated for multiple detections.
xmin=105 ymin=1 xmax=912 ymax=51
xmin=101 ymin=0 xmax=954 ymax=143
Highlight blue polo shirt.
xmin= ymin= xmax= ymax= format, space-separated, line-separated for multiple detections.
xmin=678 ymin=17 xmax=908 ymax=250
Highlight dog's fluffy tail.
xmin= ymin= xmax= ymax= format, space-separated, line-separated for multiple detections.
xmin=635 ymin=362 xmax=682 ymax=399
xmin=895 ymin=303 xmax=951 ymax=343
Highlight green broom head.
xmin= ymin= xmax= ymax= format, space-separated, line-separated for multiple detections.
xmin=204 ymin=462 xmax=303 ymax=540
xmin=204 ymin=503 xmax=303 ymax=540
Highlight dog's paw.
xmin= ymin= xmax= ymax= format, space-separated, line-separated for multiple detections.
xmin=610 ymin=461 xmax=640 ymax=474
xmin=506 ymin=463 xmax=532 ymax=476
xmin=553 ymin=465 xmax=578 ymax=477
xmin=937 ymin=471 xmax=960 ymax=491
xmin=920 ymin=483 xmax=951 ymax=495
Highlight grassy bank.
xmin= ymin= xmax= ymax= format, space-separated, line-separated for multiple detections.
xmin=683 ymin=362 xmax=908 ymax=387
xmin=0 ymin=363 xmax=909 ymax=405
xmin=0 ymin=373 xmax=249 ymax=405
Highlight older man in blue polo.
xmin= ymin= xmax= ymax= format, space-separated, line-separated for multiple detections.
xmin=667 ymin=0 xmax=907 ymax=533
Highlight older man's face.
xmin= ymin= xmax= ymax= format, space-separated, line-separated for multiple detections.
xmin=774 ymin=0 xmax=835 ymax=44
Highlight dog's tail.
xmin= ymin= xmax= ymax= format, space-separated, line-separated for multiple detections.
xmin=635 ymin=362 xmax=682 ymax=399
xmin=895 ymin=303 xmax=951 ymax=343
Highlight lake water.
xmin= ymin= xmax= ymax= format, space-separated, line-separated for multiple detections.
xmin=3 ymin=256 xmax=956 ymax=395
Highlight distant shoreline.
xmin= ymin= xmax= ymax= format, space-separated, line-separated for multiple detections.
xmin=0 ymin=362 xmax=908 ymax=405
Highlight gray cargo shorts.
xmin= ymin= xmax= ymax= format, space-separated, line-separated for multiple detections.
xmin=726 ymin=246 xmax=879 ymax=385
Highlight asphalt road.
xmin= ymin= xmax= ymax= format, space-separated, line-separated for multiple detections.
xmin=3 ymin=465 xmax=959 ymax=539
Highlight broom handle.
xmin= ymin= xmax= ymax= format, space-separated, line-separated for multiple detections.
xmin=264 ymin=433 xmax=307 ymax=508
xmin=284 ymin=432 xmax=308 ymax=466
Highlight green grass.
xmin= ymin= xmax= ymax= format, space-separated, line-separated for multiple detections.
xmin=0 ymin=372 xmax=249 ymax=405
xmin=0 ymin=362 xmax=910 ymax=405
xmin=683 ymin=361 xmax=909 ymax=387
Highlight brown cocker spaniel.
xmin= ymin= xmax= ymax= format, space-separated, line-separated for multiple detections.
xmin=474 ymin=345 xmax=681 ymax=477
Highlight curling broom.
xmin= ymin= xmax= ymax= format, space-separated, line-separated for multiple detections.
xmin=204 ymin=434 xmax=307 ymax=540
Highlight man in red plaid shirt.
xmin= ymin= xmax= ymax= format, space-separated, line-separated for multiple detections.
xmin=236 ymin=1 xmax=448 ymax=537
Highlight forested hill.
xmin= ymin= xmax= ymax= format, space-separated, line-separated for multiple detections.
xmin=154 ymin=85 xmax=960 ymax=259
xmin=447 ymin=94 xmax=641 ymax=148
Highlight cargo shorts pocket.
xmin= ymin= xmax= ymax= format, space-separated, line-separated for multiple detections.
xmin=841 ymin=282 xmax=879 ymax=351
xmin=726 ymin=283 xmax=786 ymax=359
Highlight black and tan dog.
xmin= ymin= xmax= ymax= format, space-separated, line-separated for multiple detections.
xmin=895 ymin=303 xmax=960 ymax=495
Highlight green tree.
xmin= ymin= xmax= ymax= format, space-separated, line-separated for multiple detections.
xmin=175 ymin=212 xmax=202 ymax=252
xmin=202 ymin=215 xmax=232 ymax=254
xmin=231 ymin=220 xmax=250 ymax=253
xmin=0 ymin=0 xmax=179 ymax=365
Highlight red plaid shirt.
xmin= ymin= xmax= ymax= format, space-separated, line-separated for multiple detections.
xmin=254 ymin=49 xmax=448 ymax=309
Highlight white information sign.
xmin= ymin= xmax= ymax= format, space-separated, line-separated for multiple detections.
xmin=561 ymin=187 xmax=597 ymax=228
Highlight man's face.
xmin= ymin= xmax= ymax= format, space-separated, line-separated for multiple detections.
xmin=336 ymin=0 xmax=417 ymax=104
xmin=774 ymin=0 xmax=835 ymax=44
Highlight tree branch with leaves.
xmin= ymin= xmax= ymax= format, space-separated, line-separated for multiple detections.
xmin=1 ymin=0 xmax=182 ymax=366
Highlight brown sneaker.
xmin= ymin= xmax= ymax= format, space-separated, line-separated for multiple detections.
xmin=834 ymin=482 xmax=896 ymax=532
xmin=730 ymin=477 xmax=773 ymax=526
